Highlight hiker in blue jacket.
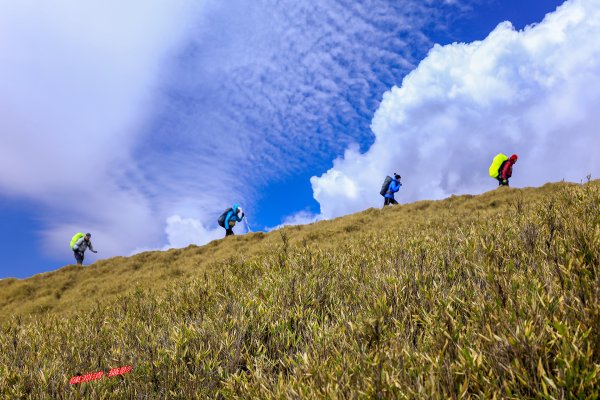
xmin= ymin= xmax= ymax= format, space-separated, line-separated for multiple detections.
xmin=219 ymin=204 xmax=245 ymax=237
xmin=384 ymin=174 xmax=402 ymax=206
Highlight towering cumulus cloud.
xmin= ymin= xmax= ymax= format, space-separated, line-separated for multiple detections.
xmin=311 ymin=0 xmax=600 ymax=219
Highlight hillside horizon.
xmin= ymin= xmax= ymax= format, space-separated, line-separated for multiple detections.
xmin=3 ymin=179 xmax=584 ymax=283
xmin=0 ymin=179 xmax=593 ymax=320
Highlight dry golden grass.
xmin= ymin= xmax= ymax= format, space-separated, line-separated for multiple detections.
xmin=0 ymin=182 xmax=569 ymax=321
xmin=0 ymin=180 xmax=598 ymax=398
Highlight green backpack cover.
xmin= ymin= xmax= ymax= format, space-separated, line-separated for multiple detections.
xmin=70 ymin=232 xmax=85 ymax=250
xmin=489 ymin=153 xmax=508 ymax=178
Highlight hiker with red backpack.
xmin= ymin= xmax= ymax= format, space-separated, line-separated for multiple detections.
xmin=381 ymin=174 xmax=402 ymax=207
xmin=489 ymin=153 xmax=518 ymax=186
xmin=218 ymin=204 xmax=245 ymax=237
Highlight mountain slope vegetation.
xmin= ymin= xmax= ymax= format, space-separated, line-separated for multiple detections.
xmin=1 ymin=181 xmax=599 ymax=398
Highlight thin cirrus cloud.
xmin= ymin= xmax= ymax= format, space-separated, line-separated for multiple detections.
xmin=135 ymin=0 xmax=465 ymax=181
xmin=310 ymin=0 xmax=600 ymax=220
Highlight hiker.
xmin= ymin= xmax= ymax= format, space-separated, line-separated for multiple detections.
xmin=72 ymin=233 xmax=97 ymax=265
xmin=218 ymin=204 xmax=245 ymax=237
xmin=382 ymin=174 xmax=402 ymax=206
xmin=497 ymin=154 xmax=518 ymax=186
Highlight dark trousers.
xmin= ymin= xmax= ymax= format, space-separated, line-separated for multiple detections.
xmin=225 ymin=228 xmax=234 ymax=237
xmin=74 ymin=251 xmax=84 ymax=265
xmin=383 ymin=197 xmax=398 ymax=207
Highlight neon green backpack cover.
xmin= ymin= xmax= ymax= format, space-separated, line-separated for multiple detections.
xmin=70 ymin=232 xmax=85 ymax=250
xmin=489 ymin=153 xmax=508 ymax=178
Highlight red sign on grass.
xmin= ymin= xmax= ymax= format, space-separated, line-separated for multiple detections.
xmin=69 ymin=365 xmax=132 ymax=385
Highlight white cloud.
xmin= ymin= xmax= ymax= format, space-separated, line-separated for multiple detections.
xmin=162 ymin=215 xmax=222 ymax=249
xmin=129 ymin=214 xmax=230 ymax=255
xmin=266 ymin=210 xmax=322 ymax=231
xmin=311 ymin=0 xmax=600 ymax=219
xmin=0 ymin=0 xmax=200 ymax=196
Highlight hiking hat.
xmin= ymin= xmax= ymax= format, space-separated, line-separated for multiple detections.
xmin=85 ymin=233 xmax=92 ymax=237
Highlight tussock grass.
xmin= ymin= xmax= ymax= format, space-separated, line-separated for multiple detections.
xmin=1 ymin=181 xmax=599 ymax=398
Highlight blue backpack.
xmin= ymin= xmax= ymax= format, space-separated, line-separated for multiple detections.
xmin=218 ymin=208 xmax=233 ymax=227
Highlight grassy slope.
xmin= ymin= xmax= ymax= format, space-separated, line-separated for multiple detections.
xmin=0 ymin=183 xmax=567 ymax=320
xmin=1 ymin=181 xmax=598 ymax=398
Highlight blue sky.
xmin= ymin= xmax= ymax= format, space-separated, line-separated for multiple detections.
xmin=3 ymin=0 xmax=598 ymax=279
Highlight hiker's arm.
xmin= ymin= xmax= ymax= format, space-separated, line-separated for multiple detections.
xmin=73 ymin=238 xmax=84 ymax=250
xmin=89 ymin=242 xmax=97 ymax=253
xmin=224 ymin=212 xmax=232 ymax=229
xmin=501 ymin=163 xmax=510 ymax=180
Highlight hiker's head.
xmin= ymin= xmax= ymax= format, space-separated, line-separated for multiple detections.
xmin=237 ymin=207 xmax=243 ymax=215
xmin=85 ymin=233 xmax=91 ymax=241
xmin=394 ymin=174 xmax=401 ymax=180
xmin=510 ymin=154 xmax=518 ymax=163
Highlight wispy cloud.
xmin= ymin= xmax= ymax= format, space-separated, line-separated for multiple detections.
xmin=311 ymin=0 xmax=600 ymax=219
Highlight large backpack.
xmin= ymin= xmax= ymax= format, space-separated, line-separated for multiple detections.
xmin=489 ymin=153 xmax=508 ymax=178
xmin=218 ymin=208 xmax=233 ymax=228
xmin=70 ymin=232 xmax=85 ymax=250
xmin=380 ymin=176 xmax=393 ymax=196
